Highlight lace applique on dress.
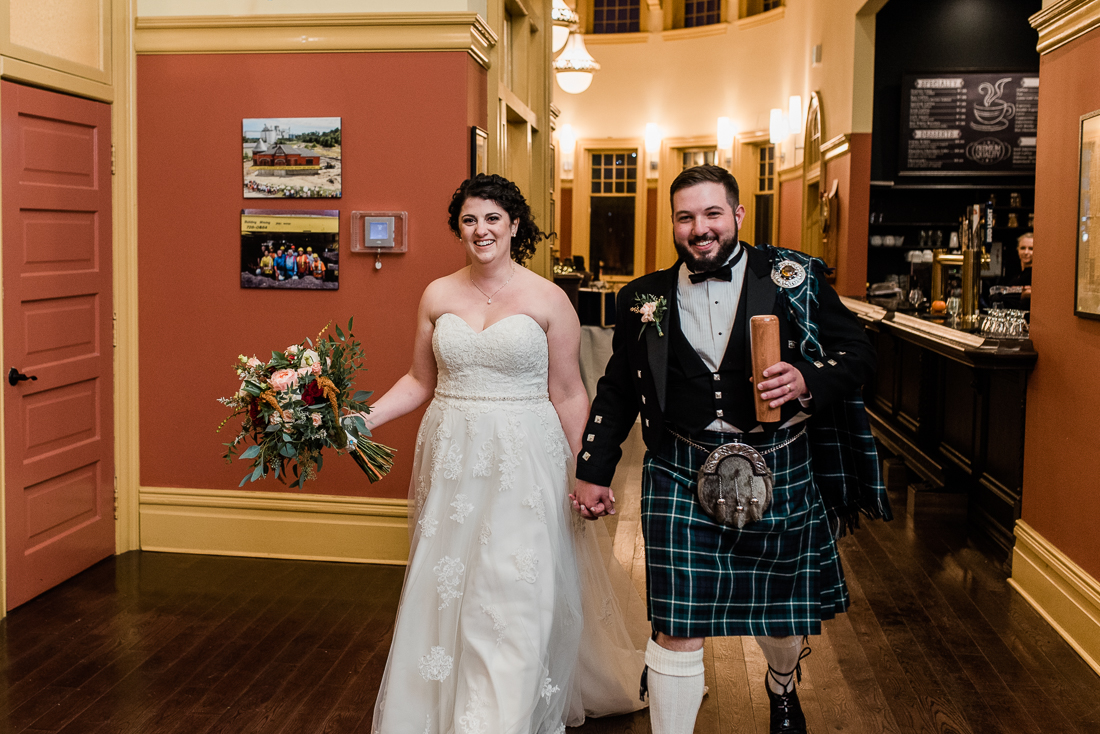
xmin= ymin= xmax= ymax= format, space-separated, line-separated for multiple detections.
xmin=414 ymin=475 xmax=429 ymax=514
xmin=599 ymin=596 xmax=616 ymax=627
xmin=478 ymin=521 xmax=492 ymax=546
xmin=422 ymin=714 xmax=431 ymax=734
xmin=442 ymin=443 xmax=463 ymax=481
xmin=512 ymin=548 xmax=539 ymax=583
xmin=541 ymin=677 xmax=560 ymax=703
xmin=418 ymin=646 xmax=453 ymax=681
xmin=481 ymin=604 xmax=506 ymax=645
xmin=497 ymin=416 xmax=525 ymax=492
xmin=458 ymin=690 xmax=488 ymax=734
xmin=429 ymin=422 xmax=452 ymax=483
xmin=434 ymin=556 xmax=464 ymax=610
xmin=418 ymin=513 xmax=439 ymax=538
xmin=450 ymin=494 xmax=474 ymax=523
xmin=472 ymin=440 xmax=494 ymax=478
xmin=522 ymin=486 xmax=547 ymax=525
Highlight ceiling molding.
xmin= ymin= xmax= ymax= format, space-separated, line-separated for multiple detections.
xmin=135 ymin=12 xmax=498 ymax=68
xmin=1030 ymin=0 xmax=1100 ymax=55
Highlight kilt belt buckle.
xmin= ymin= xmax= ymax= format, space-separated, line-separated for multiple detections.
xmin=668 ymin=427 xmax=807 ymax=529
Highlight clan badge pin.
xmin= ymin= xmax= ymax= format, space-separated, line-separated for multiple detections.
xmin=771 ymin=260 xmax=806 ymax=289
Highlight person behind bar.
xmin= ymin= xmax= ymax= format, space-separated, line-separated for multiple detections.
xmin=571 ymin=165 xmax=891 ymax=734
xmin=1010 ymin=231 xmax=1033 ymax=305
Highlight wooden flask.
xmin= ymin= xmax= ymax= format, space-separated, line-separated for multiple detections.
xmin=750 ymin=315 xmax=782 ymax=423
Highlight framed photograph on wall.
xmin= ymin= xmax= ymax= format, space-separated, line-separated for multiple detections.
xmin=1075 ymin=109 xmax=1100 ymax=319
xmin=243 ymin=117 xmax=342 ymax=198
xmin=241 ymin=209 xmax=339 ymax=290
xmin=471 ymin=126 xmax=488 ymax=178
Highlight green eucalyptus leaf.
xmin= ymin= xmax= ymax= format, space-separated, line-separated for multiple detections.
xmin=240 ymin=445 xmax=261 ymax=460
xmin=335 ymin=324 xmax=345 ymax=341
xmin=353 ymin=390 xmax=373 ymax=402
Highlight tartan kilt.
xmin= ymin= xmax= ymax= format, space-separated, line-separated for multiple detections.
xmin=641 ymin=425 xmax=849 ymax=638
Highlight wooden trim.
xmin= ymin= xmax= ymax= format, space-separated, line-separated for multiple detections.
xmin=1030 ymin=0 xmax=1100 ymax=55
xmin=584 ymin=31 xmax=649 ymax=45
xmin=0 ymin=55 xmax=113 ymax=103
xmin=0 ymin=0 xmax=112 ymax=85
xmin=821 ymin=133 xmax=851 ymax=162
xmin=139 ymin=487 xmax=411 ymax=565
xmin=661 ymin=23 xmax=729 ymax=41
xmin=736 ymin=6 xmax=785 ymax=30
xmin=134 ymin=12 xmax=499 ymax=69
xmin=1010 ymin=520 xmax=1100 ymax=676
xmin=501 ymin=85 xmax=538 ymax=128
xmin=113 ymin=0 xmax=139 ymax=555
xmin=778 ymin=163 xmax=802 ymax=183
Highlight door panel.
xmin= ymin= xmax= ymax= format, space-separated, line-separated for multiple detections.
xmin=4 ymin=80 xmax=114 ymax=611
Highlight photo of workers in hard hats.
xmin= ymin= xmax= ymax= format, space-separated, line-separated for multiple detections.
xmin=240 ymin=209 xmax=339 ymax=290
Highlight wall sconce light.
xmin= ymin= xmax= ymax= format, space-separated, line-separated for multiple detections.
xmin=769 ymin=108 xmax=786 ymax=145
xmin=716 ymin=116 xmax=735 ymax=168
xmin=645 ymin=123 xmax=662 ymax=176
xmin=553 ymin=33 xmax=600 ymax=94
xmin=787 ymin=96 xmax=802 ymax=135
xmin=551 ymin=0 xmax=579 ymax=54
xmin=559 ymin=124 xmax=576 ymax=176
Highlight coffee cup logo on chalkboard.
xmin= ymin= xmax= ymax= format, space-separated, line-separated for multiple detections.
xmin=966 ymin=138 xmax=1012 ymax=166
xmin=971 ymin=78 xmax=1016 ymax=132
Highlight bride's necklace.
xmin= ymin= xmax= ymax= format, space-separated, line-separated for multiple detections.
xmin=470 ymin=262 xmax=516 ymax=305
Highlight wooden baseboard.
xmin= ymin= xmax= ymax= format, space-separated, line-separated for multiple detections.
xmin=139 ymin=487 xmax=410 ymax=565
xmin=1010 ymin=520 xmax=1100 ymax=675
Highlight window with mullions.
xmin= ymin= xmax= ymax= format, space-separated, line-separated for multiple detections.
xmin=743 ymin=0 xmax=782 ymax=17
xmin=681 ymin=149 xmax=716 ymax=170
xmin=754 ymin=144 xmax=775 ymax=246
xmin=684 ymin=0 xmax=720 ymax=27
xmin=590 ymin=151 xmax=638 ymax=276
xmin=757 ymin=144 xmax=775 ymax=193
xmin=593 ymin=0 xmax=640 ymax=34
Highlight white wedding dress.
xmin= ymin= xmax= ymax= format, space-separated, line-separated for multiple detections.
xmin=372 ymin=313 xmax=647 ymax=734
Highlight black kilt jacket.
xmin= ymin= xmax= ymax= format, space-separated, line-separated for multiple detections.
xmin=575 ymin=243 xmax=876 ymax=489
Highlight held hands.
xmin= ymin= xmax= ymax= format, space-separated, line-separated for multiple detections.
xmin=570 ymin=479 xmax=616 ymax=520
xmin=757 ymin=362 xmax=808 ymax=409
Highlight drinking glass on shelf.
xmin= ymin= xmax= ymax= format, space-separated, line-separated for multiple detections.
xmin=909 ymin=287 xmax=923 ymax=311
xmin=946 ymin=295 xmax=961 ymax=318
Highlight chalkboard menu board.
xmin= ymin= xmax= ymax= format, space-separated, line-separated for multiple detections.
xmin=900 ymin=72 xmax=1039 ymax=175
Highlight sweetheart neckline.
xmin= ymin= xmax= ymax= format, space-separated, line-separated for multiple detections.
xmin=438 ymin=312 xmax=542 ymax=335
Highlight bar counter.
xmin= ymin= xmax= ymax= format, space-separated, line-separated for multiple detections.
xmin=841 ymin=297 xmax=1037 ymax=560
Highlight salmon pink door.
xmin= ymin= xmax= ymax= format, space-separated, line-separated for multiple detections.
xmin=3 ymin=81 xmax=114 ymax=610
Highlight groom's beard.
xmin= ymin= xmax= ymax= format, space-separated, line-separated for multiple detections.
xmin=674 ymin=223 xmax=740 ymax=272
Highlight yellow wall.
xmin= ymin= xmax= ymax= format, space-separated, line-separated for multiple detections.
xmin=137 ymin=0 xmax=484 ymax=15
xmin=553 ymin=0 xmax=881 ymax=148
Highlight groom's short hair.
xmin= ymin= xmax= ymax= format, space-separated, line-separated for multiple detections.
xmin=670 ymin=165 xmax=740 ymax=212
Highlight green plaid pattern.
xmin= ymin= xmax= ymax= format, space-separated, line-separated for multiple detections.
xmin=641 ymin=426 xmax=849 ymax=638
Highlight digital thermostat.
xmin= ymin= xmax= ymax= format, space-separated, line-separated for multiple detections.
xmin=351 ymin=211 xmax=408 ymax=254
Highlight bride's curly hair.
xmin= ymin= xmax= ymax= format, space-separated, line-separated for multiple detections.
xmin=447 ymin=174 xmax=548 ymax=266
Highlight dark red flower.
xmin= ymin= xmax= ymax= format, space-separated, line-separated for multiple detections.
xmin=301 ymin=380 xmax=323 ymax=405
xmin=248 ymin=400 xmax=259 ymax=423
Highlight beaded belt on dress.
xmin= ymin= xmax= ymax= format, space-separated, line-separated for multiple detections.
xmin=434 ymin=388 xmax=549 ymax=403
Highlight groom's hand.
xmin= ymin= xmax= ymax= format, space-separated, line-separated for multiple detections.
xmin=570 ymin=480 xmax=616 ymax=520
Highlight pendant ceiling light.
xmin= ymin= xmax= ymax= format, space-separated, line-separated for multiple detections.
xmin=551 ymin=0 xmax=579 ymax=53
xmin=553 ymin=32 xmax=600 ymax=94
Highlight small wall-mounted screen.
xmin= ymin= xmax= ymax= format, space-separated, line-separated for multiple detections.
xmin=370 ymin=221 xmax=390 ymax=240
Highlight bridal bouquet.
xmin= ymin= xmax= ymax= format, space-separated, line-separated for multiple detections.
xmin=218 ymin=318 xmax=395 ymax=488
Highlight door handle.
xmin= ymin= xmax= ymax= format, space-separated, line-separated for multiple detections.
xmin=8 ymin=367 xmax=37 ymax=386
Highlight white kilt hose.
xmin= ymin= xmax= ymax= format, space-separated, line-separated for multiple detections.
xmin=641 ymin=426 xmax=848 ymax=639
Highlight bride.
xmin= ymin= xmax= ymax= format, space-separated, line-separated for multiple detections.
xmin=365 ymin=174 xmax=646 ymax=733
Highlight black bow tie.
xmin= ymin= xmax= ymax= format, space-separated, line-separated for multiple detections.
xmin=687 ymin=245 xmax=744 ymax=284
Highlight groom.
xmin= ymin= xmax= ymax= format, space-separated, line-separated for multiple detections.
xmin=573 ymin=165 xmax=886 ymax=734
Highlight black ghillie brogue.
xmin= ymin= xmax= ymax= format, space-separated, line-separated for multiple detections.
xmin=765 ymin=645 xmax=811 ymax=734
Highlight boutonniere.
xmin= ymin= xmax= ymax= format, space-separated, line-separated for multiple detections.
xmin=631 ymin=294 xmax=668 ymax=338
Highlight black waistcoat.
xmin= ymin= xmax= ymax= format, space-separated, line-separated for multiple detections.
xmin=665 ymin=280 xmax=758 ymax=433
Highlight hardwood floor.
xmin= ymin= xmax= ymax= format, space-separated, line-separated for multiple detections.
xmin=2 ymin=429 xmax=1098 ymax=733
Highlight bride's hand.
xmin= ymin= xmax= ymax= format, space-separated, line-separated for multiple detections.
xmin=570 ymin=480 xmax=615 ymax=520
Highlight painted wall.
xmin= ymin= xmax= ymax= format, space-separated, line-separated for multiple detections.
xmin=1021 ymin=28 xmax=1100 ymax=581
xmin=137 ymin=52 xmax=479 ymax=500
xmin=137 ymin=0 xmax=484 ymax=15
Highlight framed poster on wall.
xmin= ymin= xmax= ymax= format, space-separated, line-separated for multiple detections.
xmin=1075 ymin=110 xmax=1100 ymax=319
xmin=899 ymin=72 xmax=1039 ymax=176
xmin=240 ymin=210 xmax=339 ymax=290
xmin=243 ymin=117 xmax=342 ymax=198
xmin=471 ymin=126 xmax=488 ymax=178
